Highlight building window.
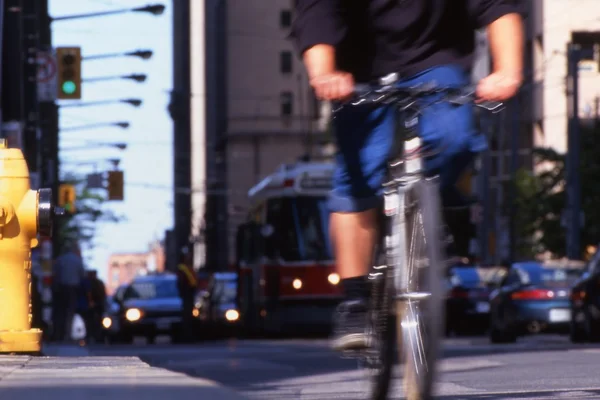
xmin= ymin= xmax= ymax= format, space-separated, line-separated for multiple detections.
xmin=281 ymin=91 xmax=293 ymax=116
xmin=280 ymin=10 xmax=292 ymax=28
xmin=280 ymin=51 xmax=293 ymax=73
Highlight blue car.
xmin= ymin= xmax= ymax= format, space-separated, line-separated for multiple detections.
xmin=489 ymin=261 xmax=581 ymax=343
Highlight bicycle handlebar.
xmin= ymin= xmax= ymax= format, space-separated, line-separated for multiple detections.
xmin=349 ymin=83 xmax=504 ymax=113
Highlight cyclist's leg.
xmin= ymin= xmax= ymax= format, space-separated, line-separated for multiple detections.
xmin=404 ymin=64 xmax=487 ymax=259
xmin=328 ymin=103 xmax=395 ymax=351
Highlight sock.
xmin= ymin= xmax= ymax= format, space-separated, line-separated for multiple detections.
xmin=341 ymin=275 xmax=369 ymax=301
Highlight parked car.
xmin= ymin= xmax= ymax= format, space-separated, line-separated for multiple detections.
xmin=570 ymin=250 xmax=600 ymax=343
xmin=102 ymin=274 xmax=183 ymax=344
xmin=444 ymin=264 xmax=491 ymax=336
xmin=489 ymin=261 xmax=581 ymax=343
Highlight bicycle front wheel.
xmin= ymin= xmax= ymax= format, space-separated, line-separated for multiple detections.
xmin=397 ymin=178 xmax=445 ymax=400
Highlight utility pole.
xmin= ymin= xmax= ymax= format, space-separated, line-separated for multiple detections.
xmin=565 ymin=43 xmax=594 ymax=260
xmin=2 ymin=0 xmax=24 ymax=140
xmin=23 ymin=0 xmax=39 ymax=181
xmin=508 ymin=93 xmax=520 ymax=264
xmin=205 ymin=0 xmax=228 ymax=271
xmin=471 ymin=29 xmax=492 ymax=265
xmin=37 ymin=0 xmax=60 ymax=257
xmin=169 ymin=0 xmax=192 ymax=269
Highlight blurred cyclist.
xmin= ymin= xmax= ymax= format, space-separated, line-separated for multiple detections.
xmin=291 ymin=0 xmax=524 ymax=351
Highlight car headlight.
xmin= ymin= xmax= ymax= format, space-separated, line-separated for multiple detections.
xmin=292 ymin=278 xmax=302 ymax=290
xmin=225 ymin=309 xmax=239 ymax=322
xmin=102 ymin=317 xmax=112 ymax=329
xmin=125 ymin=308 xmax=142 ymax=322
xmin=328 ymin=273 xmax=340 ymax=285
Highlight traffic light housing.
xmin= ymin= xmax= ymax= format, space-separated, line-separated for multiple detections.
xmin=107 ymin=170 xmax=124 ymax=201
xmin=56 ymin=46 xmax=82 ymax=99
xmin=58 ymin=183 xmax=76 ymax=213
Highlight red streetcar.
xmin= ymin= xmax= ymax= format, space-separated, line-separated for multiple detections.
xmin=235 ymin=161 xmax=342 ymax=335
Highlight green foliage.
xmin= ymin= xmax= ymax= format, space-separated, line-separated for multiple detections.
xmin=58 ymin=173 xmax=125 ymax=251
xmin=513 ymin=124 xmax=600 ymax=259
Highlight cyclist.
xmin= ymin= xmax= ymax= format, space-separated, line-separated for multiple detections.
xmin=291 ymin=0 xmax=525 ymax=351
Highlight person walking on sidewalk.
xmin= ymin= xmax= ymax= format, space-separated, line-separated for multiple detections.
xmin=176 ymin=251 xmax=198 ymax=342
xmin=51 ymin=242 xmax=86 ymax=342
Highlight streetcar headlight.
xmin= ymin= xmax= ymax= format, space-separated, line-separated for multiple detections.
xmin=225 ymin=309 xmax=239 ymax=322
xmin=102 ymin=317 xmax=112 ymax=329
xmin=328 ymin=273 xmax=340 ymax=285
xmin=292 ymin=278 xmax=303 ymax=290
xmin=125 ymin=308 xmax=142 ymax=322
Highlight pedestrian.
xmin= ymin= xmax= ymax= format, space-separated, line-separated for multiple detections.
xmin=176 ymin=251 xmax=198 ymax=342
xmin=51 ymin=242 xmax=86 ymax=342
xmin=88 ymin=270 xmax=107 ymax=342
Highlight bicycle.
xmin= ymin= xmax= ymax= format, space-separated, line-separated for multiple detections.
xmin=335 ymin=73 xmax=503 ymax=400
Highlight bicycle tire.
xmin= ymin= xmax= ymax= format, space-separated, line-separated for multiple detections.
xmin=398 ymin=179 xmax=445 ymax=400
xmin=363 ymin=249 xmax=396 ymax=400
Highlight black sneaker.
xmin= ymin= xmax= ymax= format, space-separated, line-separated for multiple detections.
xmin=331 ymin=299 xmax=370 ymax=352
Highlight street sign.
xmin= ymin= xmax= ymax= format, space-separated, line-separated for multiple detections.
xmin=37 ymin=50 xmax=57 ymax=102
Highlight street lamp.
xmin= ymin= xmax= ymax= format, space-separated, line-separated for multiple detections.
xmin=61 ymin=142 xmax=128 ymax=151
xmin=51 ymin=4 xmax=166 ymax=22
xmin=84 ymin=50 xmax=153 ymax=61
xmin=83 ymin=74 xmax=147 ymax=83
xmin=60 ymin=98 xmax=143 ymax=108
xmin=61 ymin=121 xmax=130 ymax=132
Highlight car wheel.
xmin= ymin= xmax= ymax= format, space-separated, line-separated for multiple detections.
xmin=570 ymin=311 xmax=587 ymax=343
xmin=584 ymin=310 xmax=600 ymax=343
xmin=118 ymin=332 xmax=133 ymax=344
xmin=489 ymin=311 xmax=516 ymax=344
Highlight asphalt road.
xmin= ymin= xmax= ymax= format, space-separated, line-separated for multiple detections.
xmin=86 ymin=334 xmax=600 ymax=399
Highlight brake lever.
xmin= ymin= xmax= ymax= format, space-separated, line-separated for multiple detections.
xmin=475 ymin=101 xmax=505 ymax=113
xmin=447 ymin=89 xmax=505 ymax=113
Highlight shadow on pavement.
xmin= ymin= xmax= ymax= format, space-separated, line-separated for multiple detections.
xmin=0 ymin=384 xmax=247 ymax=400
xmin=136 ymin=335 xmax=600 ymax=391
xmin=436 ymin=389 xmax=600 ymax=399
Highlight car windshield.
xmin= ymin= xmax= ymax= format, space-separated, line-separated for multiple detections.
xmin=125 ymin=279 xmax=179 ymax=300
xmin=449 ymin=267 xmax=481 ymax=288
xmin=526 ymin=267 xmax=581 ymax=287
xmin=213 ymin=280 xmax=237 ymax=304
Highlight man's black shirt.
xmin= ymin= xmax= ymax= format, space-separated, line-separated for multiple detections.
xmin=291 ymin=0 xmax=523 ymax=82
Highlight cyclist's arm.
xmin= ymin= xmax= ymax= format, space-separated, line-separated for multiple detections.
xmin=291 ymin=0 xmax=346 ymax=79
xmin=469 ymin=0 xmax=525 ymax=77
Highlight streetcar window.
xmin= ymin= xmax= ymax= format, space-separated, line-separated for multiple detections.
xmin=294 ymin=197 xmax=332 ymax=261
xmin=266 ymin=198 xmax=301 ymax=261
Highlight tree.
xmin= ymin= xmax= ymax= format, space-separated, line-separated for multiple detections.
xmin=514 ymin=124 xmax=600 ymax=259
xmin=57 ymin=173 xmax=125 ymax=252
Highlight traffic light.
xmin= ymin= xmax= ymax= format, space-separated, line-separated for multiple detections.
xmin=107 ymin=170 xmax=124 ymax=201
xmin=56 ymin=46 xmax=82 ymax=99
xmin=58 ymin=183 xmax=76 ymax=213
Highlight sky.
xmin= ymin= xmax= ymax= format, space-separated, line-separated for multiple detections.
xmin=50 ymin=0 xmax=174 ymax=281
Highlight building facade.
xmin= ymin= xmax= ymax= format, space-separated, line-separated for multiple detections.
xmin=183 ymin=0 xmax=327 ymax=268
xmin=105 ymin=241 xmax=166 ymax=295
xmin=479 ymin=0 xmax=600 ymax=262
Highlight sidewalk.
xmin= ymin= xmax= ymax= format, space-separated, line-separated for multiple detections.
xmin=0 ymin=351 xmax=249 ymax=400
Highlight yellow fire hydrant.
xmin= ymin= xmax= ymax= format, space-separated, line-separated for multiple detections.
xmin=0 ymin=138 xmax=54 ymax=353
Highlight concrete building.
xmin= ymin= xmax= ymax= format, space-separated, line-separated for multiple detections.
xmin=480 ymin=0 xmax=600 ymax=262
xmin=180 ymin=0 xmax=327 ymax=268
xmin=105 ymin=241 xmax=166 ymax=295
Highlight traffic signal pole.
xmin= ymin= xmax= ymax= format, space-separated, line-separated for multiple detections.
xmin=37 ymin=0 xmax=61 ymax=257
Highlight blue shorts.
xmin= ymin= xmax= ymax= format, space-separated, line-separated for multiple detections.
xmin=328 ymin=65 xmax=487 ymax=213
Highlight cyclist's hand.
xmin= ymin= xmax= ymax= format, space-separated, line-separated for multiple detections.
xmin=309 ymin=72 xmax=354 ymax=101
xmin=476 ymin=71 xmax=522 ymax=102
